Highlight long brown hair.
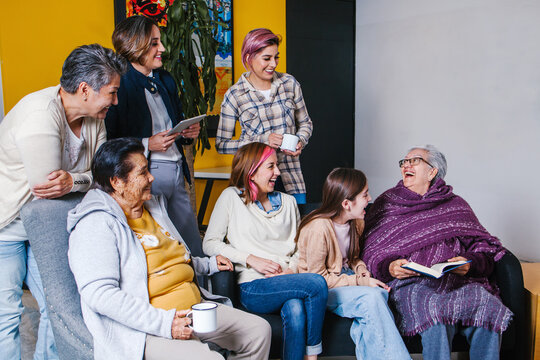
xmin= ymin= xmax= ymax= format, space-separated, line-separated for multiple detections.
xmin=295 ymin=168 xmax=368 ymax=266
xmin=229 ymin=142 xmax=275 ymax=204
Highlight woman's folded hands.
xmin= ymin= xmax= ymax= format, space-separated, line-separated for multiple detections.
xmin=247 ymin=254 xmax=292 ymax=277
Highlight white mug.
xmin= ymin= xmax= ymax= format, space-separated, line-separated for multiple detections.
xmin=280 ymin=134 xmax=299 ymax=152
xmin=187 ymin=302 xmax=217 ymax=333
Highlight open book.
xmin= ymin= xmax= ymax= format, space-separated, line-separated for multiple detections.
xmin=401 ymin=260 xmax=471 ymax=279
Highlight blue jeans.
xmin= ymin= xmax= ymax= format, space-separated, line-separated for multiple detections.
xmin=239 ymin=273 xmax=327 ymax=360
xmin=420 ymin=323 xmax=500 ymax=360
xmin=327 ymin=285 xmax=411 ymax=360
xmin=0 ymin=219 xmax=58 ymax=360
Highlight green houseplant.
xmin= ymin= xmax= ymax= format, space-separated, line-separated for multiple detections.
xmin=160 ymin=0 xmax=222 ymax=208
xmin=160 ymin=0 xmax=220 ymax=155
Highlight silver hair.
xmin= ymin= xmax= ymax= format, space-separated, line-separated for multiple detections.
xmin=60 ymin=44 xmax=127 ymax=94
xmin=408 ymin=144 xmax=447 ymax=180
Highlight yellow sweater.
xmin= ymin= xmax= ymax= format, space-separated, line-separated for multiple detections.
xmin=127 ymin=208 xmax=201 ymax=310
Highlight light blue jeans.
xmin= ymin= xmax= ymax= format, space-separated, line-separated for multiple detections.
xmin=420 ymin=323 xmax=500 ymax=360
xmin=0 ymin=219 xmax=58 ymax=360
xmin=327 ymin=284 xmax=411 ymax=360
xmin=239 ymin=273 xmax=327 ymax=360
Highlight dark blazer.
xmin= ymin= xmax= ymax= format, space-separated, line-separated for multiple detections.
xmin=105 ymin=64 xmax=193 ymax=183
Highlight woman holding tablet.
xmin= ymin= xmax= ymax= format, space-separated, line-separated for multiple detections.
xmin=105 ymin=15 xmax=203 ymax=255
xmin=216 ymin=28 xmax=313 ymax=204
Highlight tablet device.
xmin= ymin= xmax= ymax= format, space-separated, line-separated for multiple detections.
xmin=167 ymin=114 xmax=206 ymax=136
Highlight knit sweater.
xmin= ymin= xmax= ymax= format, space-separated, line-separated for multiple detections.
xmin=0 ymin=85 xmax=105 ymax=229
xmin=203 ymin=187 xmax=300 ymax=284
xmin=297 ymin=218 xmax=370 ymax=288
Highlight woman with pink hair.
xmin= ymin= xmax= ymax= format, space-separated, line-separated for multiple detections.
xmin=203 ymin=142 xmax=327 ymax=360
xmin=216 ymin=28 xmax=313 ymax=205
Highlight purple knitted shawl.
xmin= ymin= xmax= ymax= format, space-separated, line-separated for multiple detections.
xmin=363 ymin=178 xmax=512 ymax=336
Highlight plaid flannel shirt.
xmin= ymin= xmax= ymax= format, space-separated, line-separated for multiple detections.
xmin=216 ymin=72 xmax=313 ymax=194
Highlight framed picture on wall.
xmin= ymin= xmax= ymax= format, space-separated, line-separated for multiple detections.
xmin=113 ymin=0 xmax=233 ymax=137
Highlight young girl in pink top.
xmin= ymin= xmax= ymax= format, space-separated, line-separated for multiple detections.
xmin=296 ymin=168 xmax=410 ymax=360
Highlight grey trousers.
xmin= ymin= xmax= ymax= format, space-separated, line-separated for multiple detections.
xmin=149 ymin=160 xmax=204 ymax=257
xmin=144 ymin=304 xmax=271 ymax=360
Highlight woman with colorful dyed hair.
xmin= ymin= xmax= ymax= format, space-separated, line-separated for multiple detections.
xmin=203 ymin=142 xmax=327 ymax=360
xmin=216 ymin=28 xmax=313 ymax=205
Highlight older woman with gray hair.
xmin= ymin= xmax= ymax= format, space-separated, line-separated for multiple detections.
xmin=68 ymin=138 xmax=270 ymax=360
xmin=363 ymin=145 xmax=513 ymax=360
xmin=0 ymin=44 xmax=126 ymax=359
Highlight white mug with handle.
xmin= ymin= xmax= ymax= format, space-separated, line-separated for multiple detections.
xmin=187 ymin=302 xmax=218 ymax=333
xmin=280 ymin=134 xmax=299 ymax=152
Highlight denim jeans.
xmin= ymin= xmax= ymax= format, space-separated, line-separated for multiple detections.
xmin=420 ymin=323 xmax=501 ymax=360
xmin=239 ymin=273 xmax=327 ymax=360
xmin=0 ymin=219 xmax=58 ymax=360
xmin=327 ymin=285 xmax=411 ymax=360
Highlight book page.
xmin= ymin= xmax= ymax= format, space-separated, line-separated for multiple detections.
xmin=401 ymin=262 xmax=440 ymax=278
xmin=430 ymin=260 xmax=469 ymax=274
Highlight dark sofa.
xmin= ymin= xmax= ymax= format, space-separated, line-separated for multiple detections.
xmin=20 ymin=194 xmax=526 ymax=359
xmin=211 ymin=251 xmax=525 ymax=358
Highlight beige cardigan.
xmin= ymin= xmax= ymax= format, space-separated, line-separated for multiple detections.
xmin=297 ymin=217 xmax=371 ymax=289
xmin=0 ymin=86 xmax=106 ymax=229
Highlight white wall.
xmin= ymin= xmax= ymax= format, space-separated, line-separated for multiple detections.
xmin=356 ymin=0 xmax=540 ymax=261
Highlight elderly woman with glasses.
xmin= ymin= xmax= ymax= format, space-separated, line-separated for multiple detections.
xmin=362 ymin=145 xmax=513 ymax=360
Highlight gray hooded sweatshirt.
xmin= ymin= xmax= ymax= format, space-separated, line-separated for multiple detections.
xmin=67 ymin=189 xmax=227 ymax=360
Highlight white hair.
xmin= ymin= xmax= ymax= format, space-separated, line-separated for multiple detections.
xmin=408 ymin=144 xmax=447 ymax=180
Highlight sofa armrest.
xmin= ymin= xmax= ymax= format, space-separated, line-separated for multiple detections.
xmin=210 ymin=271 xmax=240 ymax=307
xmin=493 ymin=250 xmax=526 ymax=359
xmin=20 ymin=192 xmax=93 ymax=360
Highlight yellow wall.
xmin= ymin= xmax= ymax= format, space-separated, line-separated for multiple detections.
xmin=0 ymin=0 xmax=285 ymax=226
xmin=194 ymin=0 xmax=286 ymax=224
xmin=194 ymin=0 xmax=287 ymax=170
xmin=0 ymin=0 xmax=115 ymax=112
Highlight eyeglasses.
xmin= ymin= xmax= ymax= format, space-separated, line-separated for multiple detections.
xmin=398 ymin=157 xmax=434 ymax=168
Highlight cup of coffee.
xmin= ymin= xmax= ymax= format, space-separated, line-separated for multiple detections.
xmin=280 ymin=134 xmax=299 ymax=152
xmin=187 ymin=302 xmax=218 ymax=333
